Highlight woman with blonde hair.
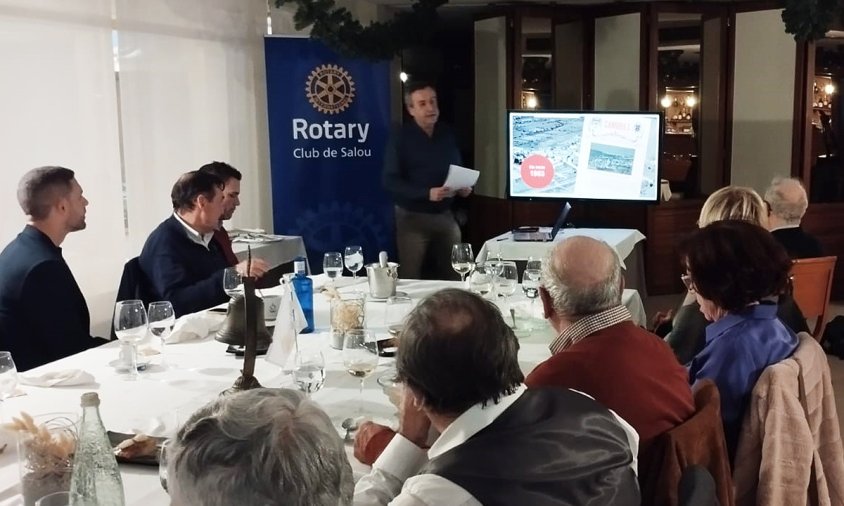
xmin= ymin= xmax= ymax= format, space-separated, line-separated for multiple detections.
xmin=657 ymin=185 xmax=808 ymax=364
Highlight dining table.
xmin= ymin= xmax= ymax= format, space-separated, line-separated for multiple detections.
xmin=0 ymin=276 xmax=646 ymax=505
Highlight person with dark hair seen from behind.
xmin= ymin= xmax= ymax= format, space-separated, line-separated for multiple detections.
xmin=764 ymin=176 xmax=823 ymax=259
xmin=168 ymin=388 xmax=354 ymax=506
xmin=383 ymin=82 xmax=473 ymax=281
xmin=354 ymin=288 xmax=641 ymax=505
xmin=138 ymin=171 xmax=269 ymax=317
xmin=679 ymin=220 xmax=798 ymax=462
xmin=0 ymin=167 xmax=107 ymax=371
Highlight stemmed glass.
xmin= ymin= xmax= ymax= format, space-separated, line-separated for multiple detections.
xmin=323 ymin=252 xmax=344 ymax=283
xmin=385 ymin=295 xmax=413 ymax=332
xmin=114 ymin=300 xmax=148 ymax=381
xmin=223 ymin=267 xmax=243 ymax=299
xmin=344 ymin=245 xmax=364 ymax=281
xmin=148 ymin=301 xmax=175 ymax=368
xmin=342 ymin=329 xmax=379 ymax=430
xmin=0 ymin=352 xmax=18 ymax=403
xmin=468 ymin=264 xmax=494 ymax=297
xmin=451 ymin=243 xmax=475 ymax=285
xmin=496 ymin=262 xmax=519 ymax=326
xmin=293 ymin=351 xmax=326 ymax=395
xmin=522 ymin=262 xmax=542 ymax=328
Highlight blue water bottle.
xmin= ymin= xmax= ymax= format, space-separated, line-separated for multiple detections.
xmin=291 ymin=257 xmax=314 ymax=333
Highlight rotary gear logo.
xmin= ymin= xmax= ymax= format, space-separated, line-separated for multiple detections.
xmin=305 ymin=64 xmax=356 ymax=115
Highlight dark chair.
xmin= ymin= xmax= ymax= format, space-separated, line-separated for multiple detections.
xmin=679 ymin=466 xmax=720 ymax=506
xmin=110 ymin=257 xmax=155 ymax=339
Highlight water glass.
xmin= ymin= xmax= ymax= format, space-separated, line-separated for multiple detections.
xmin=223 ymin=267 xmax=243 ymax=298
xmin=522 ymin=268 xmax=542 ymax=324
xmin=451 ymin=243 xmax=475 ymax=284
xmin=323 ymin=252 xmax=344 ymax=282
xmin=344 ymin=245 xmax=364 ymax=280
xmin=468 ymin=265 xmax=494 ymax=297
xmin=0 ymin=351 xmax=18 ymax=400
xmin=35 ymin=491 xmax=71 ymax=506
xmin=384 ymin=295 xmax=413 ymax=331
xmin=114 ymin=300 xmax=148 ymax=381
xmin=293 ymin=352 xmax=326 ymax=395
xmin=159 ymin=439 xmax=170 ymax=493
xmin=148 ymin=301 xmax=175 ymax=368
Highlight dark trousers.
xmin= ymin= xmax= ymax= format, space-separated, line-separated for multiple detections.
xmin=395 ymin=206 xmax=461 ymax=280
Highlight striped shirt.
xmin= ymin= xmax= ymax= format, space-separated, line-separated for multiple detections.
xmin=549 ymin=305 xmax=632 ymax=355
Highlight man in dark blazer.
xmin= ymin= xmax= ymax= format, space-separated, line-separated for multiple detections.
xmin=764 ymin=176 xmax=823 ymax=259
xmin=138 ymin=171 xmax=269 ymax=318
xmin=0 ymin=167 xmax=105 ymax=371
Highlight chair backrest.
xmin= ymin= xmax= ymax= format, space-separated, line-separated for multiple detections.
xmin=110 ymin=257 xmax=155 ymax=339
xmin=790 ymin=256 xmax=837 ymax=339
xmin=639 ymin=380 xmax=734 ymax=506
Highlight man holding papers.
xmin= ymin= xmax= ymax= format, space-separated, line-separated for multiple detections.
xmin=383 ymin=82 xmax=474 ymax=280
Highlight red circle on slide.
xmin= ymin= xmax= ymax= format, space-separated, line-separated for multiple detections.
xmin=520 ymin=154 xmax=554 ymax=189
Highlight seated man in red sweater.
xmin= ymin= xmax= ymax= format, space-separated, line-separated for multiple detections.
xmin=526 ymin=236 xmax=695 ymax=458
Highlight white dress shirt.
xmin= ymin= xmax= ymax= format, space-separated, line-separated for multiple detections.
xmin=173 ymin=212 xmax=214 ymax=249
xmin=353 ymin=385 xmax=639 ymax=506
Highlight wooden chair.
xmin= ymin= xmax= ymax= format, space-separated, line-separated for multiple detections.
xmin=790 ymin=256 xmax=837 ymax=340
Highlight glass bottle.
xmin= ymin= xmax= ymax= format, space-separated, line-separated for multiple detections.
xmin=292 ymin=257 xmax=314 ymax=333
xmin=69 ymin=393 xmax=125 ymax=506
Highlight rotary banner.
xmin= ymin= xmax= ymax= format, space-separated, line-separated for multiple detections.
xmin=265 ymin=37 xmax=393 ymax=272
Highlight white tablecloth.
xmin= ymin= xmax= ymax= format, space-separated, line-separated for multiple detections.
xmin=232 ymin=235 xmax=308 ymax=272
xmin=0 ymin=278 xmax=645 ymax=505
xmin=477 ymin=228 xmax=646 ymax=268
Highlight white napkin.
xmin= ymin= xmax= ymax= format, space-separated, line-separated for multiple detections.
xmin=20 ymin=369 xmax=95 ymax=387
xmin=167 ymin=311 xmax=223 ymax=344
xmin=266 ymin=282 xmax=307 ymax=368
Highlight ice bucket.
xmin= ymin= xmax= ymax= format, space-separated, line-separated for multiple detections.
xmin=365 ymin=262 xmax=399 ymax=299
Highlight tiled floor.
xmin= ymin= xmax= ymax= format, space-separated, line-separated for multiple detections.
xmin=643 ymin=294 xmax=844 ymax=437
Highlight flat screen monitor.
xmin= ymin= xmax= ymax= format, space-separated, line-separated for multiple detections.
xmin=507 ymin=110 xmax=662 ymax=202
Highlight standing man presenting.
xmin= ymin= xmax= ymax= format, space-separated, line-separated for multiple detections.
xmin=383 ymin=82 xmax=472 ymax=280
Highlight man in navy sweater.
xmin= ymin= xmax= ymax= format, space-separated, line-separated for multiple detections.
xmin=0 ymin=167 xmax=106 ymax=371
xmin=139 ymin=171 xmax=268 ymax=317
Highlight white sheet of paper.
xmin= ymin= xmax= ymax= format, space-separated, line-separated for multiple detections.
xmin=443 ymin=164 xmax=479 ymax=189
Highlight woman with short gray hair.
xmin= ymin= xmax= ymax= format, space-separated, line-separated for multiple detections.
xmin=168 ymin=388 xmax=353 ymax=506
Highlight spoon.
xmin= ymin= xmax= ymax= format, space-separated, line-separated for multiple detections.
xmin=510 ymin=307 xmax=517 ymax=329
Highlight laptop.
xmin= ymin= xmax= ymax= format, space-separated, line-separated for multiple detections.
xmin=512 ymin=202 xmax=572 ymax=242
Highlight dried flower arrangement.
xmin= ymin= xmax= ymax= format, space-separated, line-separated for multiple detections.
xmin=324 ymin=287 xmax=365 ymax=332
xmin=4 ymin=412 xmax=76 ymax=506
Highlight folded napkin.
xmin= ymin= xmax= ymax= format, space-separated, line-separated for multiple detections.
xmin=167 ymin=311 xmax=223 ymax=344
xmin=20 ymin=369 xmax=95 ymax=387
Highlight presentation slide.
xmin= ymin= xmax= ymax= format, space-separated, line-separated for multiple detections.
xmin=507 ymin=111 xmax=661 ymax=202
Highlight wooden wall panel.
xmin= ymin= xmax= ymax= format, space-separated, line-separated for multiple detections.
xmin=646 ymin=199 xmax=703 ymax=295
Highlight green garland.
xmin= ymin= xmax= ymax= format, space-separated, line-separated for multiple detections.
xmin=782 ymin=0 xmax=842 ymax=41
xmin=274 ymin=0 xmax=446 ymax=60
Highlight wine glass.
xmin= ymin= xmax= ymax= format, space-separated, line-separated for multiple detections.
xmin=159 ymin=439 xmax=170 ymax=493
xmin=342 ymin=329 xmax=379 ymax=430
xmin=468 ymin=264 xmax=494 ymax=297
xmin=344 ymin=245 xmax=364 ymax=281
xmin=293 ymin=351 xmax=326 ymax=395
xmin=0 ymin=352 xmax=18 ymax=401
xmin=451 ymin=243 xmax=475 ymax=285
xmin=485 ymin=248 xmax=504 ymax=277
xmin=148 ymin=301 xmax=175 ymax=368
xmin=223 ymin=267 xmax=242 ymax=299
xmin=114 ymin=300 xmax=148 ymax=381
xmin=496 ymin=262 xmax=519 ymax=327
xmin=522 ymin=268 xmax=542 ymax=328
xmin=323 ymin=252 xmax=344 ymax=283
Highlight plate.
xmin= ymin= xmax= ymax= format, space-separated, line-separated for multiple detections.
xmin=368 ymin=291 xmax=408 ymax=302
xmin=108 ymin=431 xmax=166 ymax=466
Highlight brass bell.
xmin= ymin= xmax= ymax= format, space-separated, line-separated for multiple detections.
xmin=216 ymin=293 xmax=272 ymax=353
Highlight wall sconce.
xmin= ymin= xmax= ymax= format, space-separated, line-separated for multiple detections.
xmin=660 ymin=95 xmax=672 ymax=108
xmin=399 ymin=71 xmax=408 ymax=83
xmin=824 ymin=83 xmax=836 ymax=95
xmin=686 ymin=95 xmax=697 ymax=108
xmin=526 ymin=96 xmax=538 ymax=109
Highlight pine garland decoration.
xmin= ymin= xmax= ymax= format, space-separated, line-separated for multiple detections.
xmin=274 ymin=0 xmax=447 ymax=60
xmin=782 ymin=0 xmax=842 ymax=41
